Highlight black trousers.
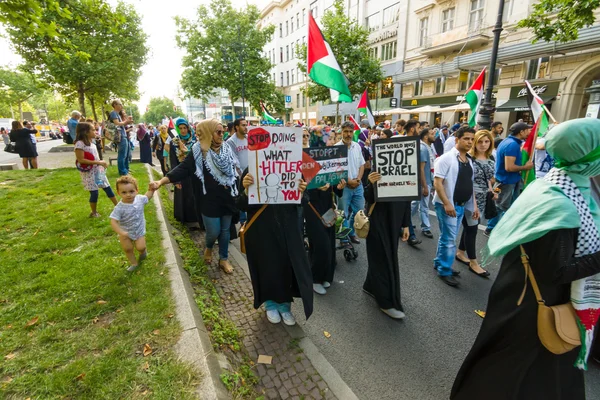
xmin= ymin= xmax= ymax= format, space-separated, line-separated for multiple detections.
xmin=458 ymin=217 xmax=478 ymax=259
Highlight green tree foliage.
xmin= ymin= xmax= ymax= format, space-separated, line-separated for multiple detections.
xmin=29 ymin=91 xmax=74 ymax=123
xmin=296 ymin=0 xmax=383 ymax=103
xmin=0 ymin=68 xmax=44 ymax=120
xmin=518 ymin=0 xmax=599 ymax=43
xmin=142 ymin=97 xmax=184 ymax=126
xmin=4 ymin=0 xmax=148 ymax=117
xmin=176 ymin=0 xmax=284 ymax=119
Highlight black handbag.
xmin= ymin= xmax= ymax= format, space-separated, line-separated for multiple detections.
xmin=479 ymin=160 xmax=498 ymax=220
xmin=4 ymin=143 xmax=17 ymax=153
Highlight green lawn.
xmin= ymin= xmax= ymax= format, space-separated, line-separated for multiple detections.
xmin=0 ymin=164 xmax=199 ymax=399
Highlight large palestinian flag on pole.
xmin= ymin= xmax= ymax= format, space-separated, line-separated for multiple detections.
xmin=521 ymin=80 xmax=551 ymax=187
xmin=357 ymin=89 xmax=375 ymax=128
xmin=307 ymin=13 xmax=352 ymax=103
xmin=465 ymin=68 xmax=486 ymax=127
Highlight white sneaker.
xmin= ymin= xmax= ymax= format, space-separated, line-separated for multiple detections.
xmin=280 ymin=311 xmax=296 ymax=326
xmin=322 ymin=281 xmax=331 ymax=288
xmin=313 ymin=283 xmax=327 ymax=295
xmin=380 ymin=308 xmax=406 ymax=319
xmin=266 ymin=309 xmax=281 ymax=324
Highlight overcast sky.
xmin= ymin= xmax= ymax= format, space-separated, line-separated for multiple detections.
xmin=0 ymin=0 xmax=271 ymax=113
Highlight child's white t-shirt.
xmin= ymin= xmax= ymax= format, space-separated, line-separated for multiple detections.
xmin=110 ymin=195 xmax=149 ymax=240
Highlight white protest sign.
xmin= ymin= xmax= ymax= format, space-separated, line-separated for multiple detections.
xmin=372 ymin=136 xmax=421 ymax=202
xmin=247 ymin=126 xmax=303 ymax=204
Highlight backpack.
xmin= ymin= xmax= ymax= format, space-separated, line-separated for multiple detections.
xmin=104 ymin=121 xmax=121 ymax=144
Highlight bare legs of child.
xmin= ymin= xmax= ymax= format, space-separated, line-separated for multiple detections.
xmin=119 ymin=236 xmax=147 ymax=272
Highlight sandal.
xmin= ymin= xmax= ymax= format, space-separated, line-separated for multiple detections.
xmin=219 ymin=260 xmax=234 ymax=274
xmin=89 ymin=212 xmax=101 ymax=218
xmin=203 ymin=248 xmax=212 ymax=264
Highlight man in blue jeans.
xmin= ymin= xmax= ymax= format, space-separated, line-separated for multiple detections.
xmin=109 ymin=99 xmax=133 ymax=176
xmin=433 ymin=126 xmax=480 ymax=287
xmin=336 ymin=121 xmax=365 ymax=244
xmin=484 ymin=122 xmax=534 ymax=236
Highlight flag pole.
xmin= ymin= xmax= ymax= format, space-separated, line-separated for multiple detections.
xmin=444 ymin=97 xmax=466 ymax=127
xmin=541 ymin=104 xmax=558 ymax=124
xmin=305 ymin=78 xmax=309 ymax=126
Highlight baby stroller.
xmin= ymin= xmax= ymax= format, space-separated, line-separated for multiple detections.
xmin=335 ymin=210 xmax=358 ymax=261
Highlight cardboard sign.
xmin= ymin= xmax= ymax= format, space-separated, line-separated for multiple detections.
xmin=247 ymin=127 xmax=303 ymax=204
xmin=372 ymin=136 xmax=421 ymax=202
xmin=303 ymin=145 xmax=348 ymax=190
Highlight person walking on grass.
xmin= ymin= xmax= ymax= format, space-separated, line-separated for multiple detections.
xmin=110 ymin=175 xmax=156 ymax=272
xmin=74 ymin=122 xmax=117 ymax=217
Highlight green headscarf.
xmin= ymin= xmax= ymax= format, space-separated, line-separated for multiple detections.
xmin=487 ymin=118 xmax=600 ymax=257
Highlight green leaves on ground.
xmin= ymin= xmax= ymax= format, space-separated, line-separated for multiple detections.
xmin=0 ymin=165 xmax=198 ymax=399
xmin=518 ymin=0 xmax=599 ymax=43
xmin=176 ymin=0 xmax=285 ymax=118
xmin=296 ymin=0 xmax=383 ymax=103
xmin=143 ymin=97 xmax=185 ymax=126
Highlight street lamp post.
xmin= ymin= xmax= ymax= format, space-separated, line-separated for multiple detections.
xmin=237 ymin=25 xmax=246 ymax=118
xmin=477 ymin=0 xmax=505 ymax=130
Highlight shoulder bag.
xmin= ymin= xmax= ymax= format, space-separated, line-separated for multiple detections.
xmin=4 ymin=142 xmax=17 ymax=153
xmin=239 ymin=205 xmax=267 ymax=254
xmin=308 ymin=202 xmax=337 ymax=228
xmin=479 ymin=161 xmax=498 ymax=220
xmin=104 ymin=121 xmax=121 ymax=144
xmin=517 ymin=245 xmax=581 ymax=354
xmin=353 ymin=203 xmax=376 ymax=239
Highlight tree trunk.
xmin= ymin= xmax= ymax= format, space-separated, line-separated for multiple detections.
xmin=335 ymin=102 xmax=340 ymax=126
xmin=101 ymin=103 xmax=106 ymax=122
xmin=89 ymin=95 xmax=98 ymax=121
xmin=10 ymin=104 xmax=15 ymax=119
xmin=230 ymin=96 xmax=237 ymax=121
xmin=78 ymin=82 xmax=86 ymax=117
xmin=18 ymin=101 xmax=23 ymax=121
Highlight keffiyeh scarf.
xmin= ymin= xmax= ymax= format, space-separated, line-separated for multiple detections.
xmin=545 ymin=168 xmax=600 ymax=369
xmin=192 ymin=142 xmax=238 ymax=197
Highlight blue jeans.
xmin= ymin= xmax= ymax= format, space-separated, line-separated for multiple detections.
xmin=434 ymin=202 xmax=465 ymax=277
xmin=117 ymin=133 xmax=130 ymax=176
xmin=409 ymin=186 xmax=432 ymax=238
xmin=340 ymin=184 xmax=365 ymax=240
xmin=202 ymin=214 xmax=232 ymax=260
xmin=486 ymin=183 xmax=520 ymax=231
xmin=239 ymin=211 xmax=247 ymax=225
xmin=264 ymin=300 xmax=291 ymax=313
xmin=486 ymin=212 xmax=503 ymax=231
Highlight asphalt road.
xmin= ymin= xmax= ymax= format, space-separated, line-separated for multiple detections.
xmin=0 ymin=139 xmax=61 ymax=165
xmin=292 ymin=216 xmax=600 ymax=400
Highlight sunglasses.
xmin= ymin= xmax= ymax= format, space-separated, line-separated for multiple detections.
xmin=303 ymin=135 xmax=309 ymax=138
xmin=215 ymin=130 xmax=224 ymax=135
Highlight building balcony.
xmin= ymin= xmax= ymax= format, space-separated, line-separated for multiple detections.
xmin=420 ymin=22 xmax=490 ymax=56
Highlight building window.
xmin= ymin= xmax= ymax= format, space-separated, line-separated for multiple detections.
xmin=435 ymin=77 xmax=446 ymax=94
xmin=381 ymin=77 xmax=394 ymax=98
xmin=280 ymin=47 xmax=283 ymax=63
xmin=419 ymin=17 xmax=428 ymax=47
xmin=272 ymin=48 xmax=275 ymax=64
xmin=268 ymin=50 xmax=271 ymax=63
xmin=381 ymin=41 xmax=397 ymax=61
xmin=302 ymin=93 xmax=306 ymax=107
xmin=460 ymin=71 xmax=476 ymax=91
xmin=297 ymin=12 xmax=299 ymax=28
xmin=279 ymin=23 xmax=283 ymax=38
xmin=286 ymin=45 xmax=289 ymax=61
xmin=368 ymin=47 xmax=378 ymax=59
xmin=286 ymin=71 xmax=290 ymax=86
xmin=272 ymin=73 xmax=276 ymax=83
xmin=442 ymin=8 xmax=455 ymax=33
xmin=303 ymin=8 xmax=306 ymax=25
xmin=382 ymin=3 xmax=400 ymax=27
xmin=291 ymin=69 xmax=295 ymax=84
xmin=280 ymin=72 xmax=284 ymax=87
xmin=503 ymin=0 xmax=513 ymax=23
xmin=527 ymin=56 xmax=550 ymax=80
xmin=366 ymin=12 xmax=380 ymax=32
xmin=291 ymin=44 xmax=295 ymax=59
xmin=469 ymin=0 xmax=485 ymax=32
xmin=291 ymin=17 xmax=294 ymax=32
xmin=286 ymin=21 xmax=289 ymax=36
xmin=310 ymin=1 xmax=318 ymax=18
xmin=414 ymin=80 xmax=423 ymax=96
xmin=296 ymin=93 xmax=300 ymax=107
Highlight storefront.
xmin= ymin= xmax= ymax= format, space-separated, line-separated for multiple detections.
xmin=494 ymin=81 xmax=560 ymax=126
xmin=400 ymin=94 xmax=471 ymax=127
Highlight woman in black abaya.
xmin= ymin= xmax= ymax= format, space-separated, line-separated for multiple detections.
xmin=238 ymin=171 xmax=313 ymax=326
xmin=363 ymin=171 xmax=411 ymax=319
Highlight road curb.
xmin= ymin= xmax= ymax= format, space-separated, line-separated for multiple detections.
xmin=146 ymin=165 xmax=229 ymax=400
xmin=228 ymin=238 xmax=360 ymax=400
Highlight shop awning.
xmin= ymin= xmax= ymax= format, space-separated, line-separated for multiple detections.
xmin=411 ymin=105 xmax=445 ymax=113
xmin=495 ymin=96 xmax=555 ymax=112
xmin=441 ymin=103 xmax=471 ymax=111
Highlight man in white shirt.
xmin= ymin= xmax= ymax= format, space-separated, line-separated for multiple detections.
xmin=433 ymin=126 xmax=480 ymax=287
xmin=336 ymin=121 xmax=365 ymax=244
xmin=226 ymin=118 xmax=249 ymax=173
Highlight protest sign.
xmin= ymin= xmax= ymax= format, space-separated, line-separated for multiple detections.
xmin=302 ymin=145 xmax=348 ymax=189
xmin=372 ymin=136 xmax=421 ymax=202
xmin=247 ymin=126 xmax=303 ymax=204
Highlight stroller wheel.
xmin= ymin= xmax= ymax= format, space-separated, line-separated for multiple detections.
xmin=352 ymin=249 xmax=358 ymax=259
xmin=344 ymin=249 xmax=353 ymax=261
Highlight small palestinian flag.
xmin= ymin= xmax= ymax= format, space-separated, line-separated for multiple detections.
xmin=465 ymin=68 xmax=486 ymax=128
xmin=261 ymin=103 xmax=277 ymax=124
xmin=348 ymin=115 xmax=361 ymax=142
xmin=357 ymin=90 xmax=375 ymax=128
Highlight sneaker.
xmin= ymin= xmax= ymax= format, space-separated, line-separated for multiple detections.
xmin=407 ymin=237 xmax=422 ymax=246
xmin=422 ymin=230 xmax=434 ymax=239
xmin=126 ymin=265 xmax=139 ymax=272
xmin=438 ymin=275 xmax=460 ymax=287
xmin=322 ymin=281 xmax=331 ymax=288
xmin=483 ymin=229 xmax=492 ymax=237
xmin=266 ymin=309 xmax=281 ymax=324
xmin=280 ymin=311 xmax=296 ymax=326
xmin=380 ymin=308 xmax=406 ymax=319
xmin=313 ymin=283 xmax=327 ymax=295
xmin=138 ymin=251 xmax=147 ymax=262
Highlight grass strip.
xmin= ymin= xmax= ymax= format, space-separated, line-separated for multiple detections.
xmin=151 ymin=170 xmax=259 ymax=399
xmin=0 ymin=165 xmax=198 ymax=400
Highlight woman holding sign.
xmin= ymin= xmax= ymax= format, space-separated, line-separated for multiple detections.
xmin=363 ymin=171 xmax=411 ymax=319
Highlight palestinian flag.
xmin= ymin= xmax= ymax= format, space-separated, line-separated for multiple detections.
xmin=465 ymin=68 xmax=486 ymax=127
xmin=521 ymin=116 xmax=540 ymax=188
xmin=168 ymin=118 xmax=175 ymax=138
xmin=357 ymin=90 xmax=375 ymax=128
xmin=307 ymin=13 xmax=352 ymax=103
xmin=348 ymin=115 xmax=361 ymax=142
xmin=261 ymin=103 xmax=277 ymax=124
xmin=525 ymin=80 xmax=550 ymax=135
